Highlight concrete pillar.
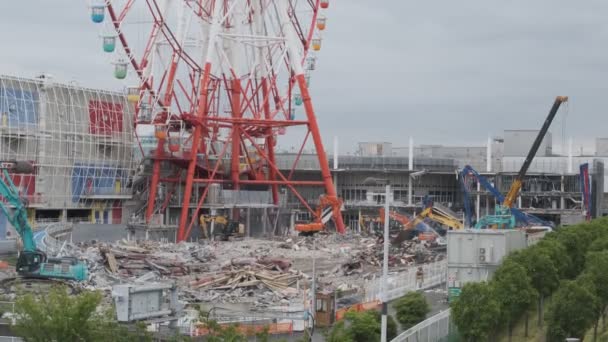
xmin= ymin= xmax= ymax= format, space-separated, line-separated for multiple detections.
xmin=486 ymin=136 xmax=492 ymax=172
xmin=486 ymin=196 xmax=490 ymax=215
xmin=333 ymin=136 xmax=339 ymax=195
xmin=210 ymin=208 xmax=217 ymax=240
xmin=517 ymin=196 xmax=522 ymax=209
xmin=263 ymin=208 xmax=268 ymax=236
xmin=246 ymin=207 xmax=251 ymax=237
xmin=476 ymin=182 xmax=481 ymax=220
xmin=333 ymin=173 xmax=338 ymax=197
xmin=560 ymin=175 xmax=565 ymax=209
xmin=61 ymin=209 xmax=67 ymax=223
xmin=333 ymin=136 xmax=339 ymax=170
xmin=290 ymin=210 xmax=295 ymax=235
xmin=408 ymin=177 xmax=413 ymax=206
xmin=408 ymin=137 xmax=414 ymax=171
xmin=568 ymin=137 xmax=573 ymax=173
xmin=358 ymin=209 xmax=362 ymax=233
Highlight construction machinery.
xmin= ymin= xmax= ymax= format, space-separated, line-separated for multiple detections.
xmin=200 ymin=214 xmax=244 ymax=241
xmin=0 ymin=161 xmax=87 ymax=281
xmin=295 ymin=195 xmax=343 ymax=235
xmin=474 ymin=96 xmax=568 ymax=229
xmin=459 ymin=165 xmax=551 ymax=228
xmin=393 ymin=205 xmax=462 ymax=245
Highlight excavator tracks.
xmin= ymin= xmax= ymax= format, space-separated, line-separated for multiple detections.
xmin=0 ymin=277 xmax=80 ymax=296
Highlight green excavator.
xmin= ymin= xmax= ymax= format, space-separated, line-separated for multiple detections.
xmin=0 ymin=161 xmax=87 ymax=281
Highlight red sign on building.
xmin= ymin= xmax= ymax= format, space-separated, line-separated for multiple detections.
xmin=88 ymin=100 xmax=123 ymax=135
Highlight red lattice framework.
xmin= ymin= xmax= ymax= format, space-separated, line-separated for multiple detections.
xmin=96 ymin=0 xmax=343 ymax=241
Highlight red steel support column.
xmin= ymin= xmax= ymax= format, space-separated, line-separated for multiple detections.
xmin=146 ymin=139 xmax=165 ymax=222
xmin=295 ymin=74 xmax=345 ymax=233
xmin=177 ymin=62 xmax=212 ymax=241
xmin=145 ymin=50 xmax=180 ymax=224
xmin=230 ymin=79 xmax=241 ymax=188
xmin=262 ymin=77 xmax=279 ymax=205
xmin=230 ymin=79 xmax=242 ymax=221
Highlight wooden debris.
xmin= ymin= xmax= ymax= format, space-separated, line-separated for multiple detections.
xmin=106 ymin=252 xmax=118 ymax=274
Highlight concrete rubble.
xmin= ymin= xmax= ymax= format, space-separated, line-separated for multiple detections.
xmin=62 ymin=233 xmax=445 ymax=307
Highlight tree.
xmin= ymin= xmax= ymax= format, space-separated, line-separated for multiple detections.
xmin=492 ymin=260 xmax=537 ymax=341
xmin=546 ymin=280 xmax=598 ymax=342
xmin=325 ymin=310 xmax=397 ymax=342
xmin=582 ymin=251 xmax=608 ymax=341
xmin=452 ymin=282 xmax=500 ymax=342
xmin=535 ymin=238 xmax=572 ymax=279
xmin=12 ymin=286 xmax=153 ymax=342
xmin=588 ymin=234 xmax=608 ymax=253
xmin=393 ymin=291 xmax=430 ymax=329
xmin=325 ymin=320 xmax=353 ymax=342
xmin=517 ymin=247 xmax=559 ymax=327
xmin=553 ymin=227 xmax=591 ymax=278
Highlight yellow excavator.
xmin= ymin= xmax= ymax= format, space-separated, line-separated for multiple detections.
xmin=393 ymin=206 xmax=463 ymax=245
xmin=200 ymin=214 xmax=244 ymax=240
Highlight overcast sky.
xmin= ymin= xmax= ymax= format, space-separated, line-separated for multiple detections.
xmin=1 ymin=1 xmax=606 ymax=153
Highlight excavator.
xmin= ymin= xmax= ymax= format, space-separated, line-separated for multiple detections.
xmin=378 ymin=207 xmax=410 ymax=230
xmin=474 ymin=96 xmax=568 ymax=229
xmin=392 ymin=205 xmax=463 ymax=245
xmin=199 ymin=214 xmax=244 ymax=240
xmin=294 ymin=195 xmax=343 ymax=235
xmin=0 ymin=161 xmax=87 ymax=282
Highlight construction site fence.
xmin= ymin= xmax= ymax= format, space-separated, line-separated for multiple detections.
xmin=364 ymin=259 xmax=447 ymax=302
xmin=391 ymin=309 xmax=457 ymax=342
xmin=192 ymin=321 xmax=295 ymax=337
xmin=0 ymin=337 xmax=22 ymax=342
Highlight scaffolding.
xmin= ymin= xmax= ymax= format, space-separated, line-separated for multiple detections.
xmin=0 ymin=75 xmax=134 ymax=223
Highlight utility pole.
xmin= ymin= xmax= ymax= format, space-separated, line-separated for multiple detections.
xmin=381 ymin=183 xmax=390 ymax=342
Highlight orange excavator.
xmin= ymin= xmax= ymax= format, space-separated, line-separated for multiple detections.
xmin=378 ymin=207 xmax=410 ymax=227
xmin=294 ymin=195 xmax=343 ymax=235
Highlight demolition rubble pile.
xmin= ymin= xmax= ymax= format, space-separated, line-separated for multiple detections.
xmin=280 ymin=235 xmax=445 ymax=291
xmin=69 ymin=233 xmax=444 ymax=306
xmin=76 ymin=240 xmax=304 ymax=307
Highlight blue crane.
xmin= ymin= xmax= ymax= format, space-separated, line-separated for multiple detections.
xmin=0 ymin=161 xmax=87 ymax=281
xmin=459 ymin=165 xmax=552 ymax=228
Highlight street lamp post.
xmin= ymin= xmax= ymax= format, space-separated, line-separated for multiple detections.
xmin=363 ymin=177 xmax=390 ymax=342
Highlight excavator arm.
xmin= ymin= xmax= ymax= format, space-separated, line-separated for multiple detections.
xmin=295 ymin=195 xmax=343 ymax=234
xmin=425 ymin=209 xmax=463 ymax=230
xmin=0 ymin=163 xmax=36 ymax=252
xmin=378 ymin=207 xmax=410 ymax=227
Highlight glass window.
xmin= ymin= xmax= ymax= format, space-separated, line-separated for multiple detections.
xmin=316 ymin=298 xmax=327 ymax=312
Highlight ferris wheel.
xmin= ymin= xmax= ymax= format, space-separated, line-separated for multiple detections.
xmin=88 ymin=0 xmax=344 ymax=241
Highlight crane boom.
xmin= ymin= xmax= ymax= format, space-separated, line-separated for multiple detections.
xmin=503 ymin=96 xmax=568 ymax=207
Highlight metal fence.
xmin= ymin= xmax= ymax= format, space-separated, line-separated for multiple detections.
xmin=41 ymin=222 xmax=76 ymax=256
xmin=391 ymin=309 xmax=452 ymax=342
xmin=364 ymin=259 xmax=447 ymax=302
xmin=0 ymin=337 xmax=22 ymax=342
